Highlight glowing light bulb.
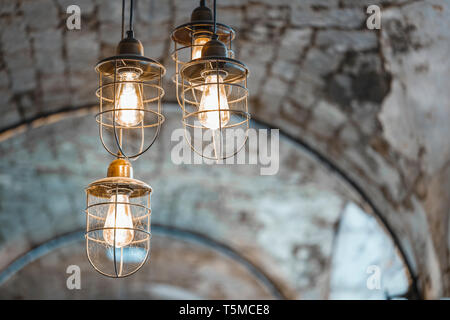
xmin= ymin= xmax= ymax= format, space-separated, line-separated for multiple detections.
xmin=198 ymin=74 xmax=230 ymax=130
xmin=103 ymin=194 xmax=134 ymax=248
xmin=115 ymin=72 xmax=144 ymax=127
xmin=192 ymin=36 xmax=210 ymax=60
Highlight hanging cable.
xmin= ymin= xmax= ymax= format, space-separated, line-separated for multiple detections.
xmin=121 ymin=0 xmax=125 ymax=39
xmin=129 ymin=0 xmax=134 ymax=32
xmin=213 ymin=0 xmax=217 ymax=35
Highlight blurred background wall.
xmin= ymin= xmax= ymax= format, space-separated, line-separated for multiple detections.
xmin=0 ymin=0 xmax=448 ymax=299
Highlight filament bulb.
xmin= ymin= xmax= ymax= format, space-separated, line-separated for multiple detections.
xmin=115 ymin=71 xmax=144 ymax=127
xmin=103 ymin=194 xmax=134 ymax=248
xmin=198 ymin=74 xmax=230 ymax=130
xmin=192 ymin=36 xmax=210 ymax=60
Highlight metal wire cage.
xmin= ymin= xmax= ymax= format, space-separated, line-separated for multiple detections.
xmin=171 ymin=21 xmax=235 ymax=109
xmin=95 ymin=55 xmax=165 ymax=160
xmin=180 ymin=53 xmax=250 ymax=160
xmin=85 ymin=175 xmax=152 ymax=278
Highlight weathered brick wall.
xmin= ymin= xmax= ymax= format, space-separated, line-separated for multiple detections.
xmin=0 ymin=0 xmax=448 ymax=298
xmin=0 ymin=109 xmax=408 ymax=299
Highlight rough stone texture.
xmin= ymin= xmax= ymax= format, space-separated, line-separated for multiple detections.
xmin=0 ymin=236 xmax=275 ymax=299
xmin=0 ymin=0 xmax=447 ymax=298
xmin=330 ymin=203 xmax=408 ymax=299
xmin=0 ymin=108 xmax=406 ymax=299
xmin=378 ymin=0 xmax=450 ymax=298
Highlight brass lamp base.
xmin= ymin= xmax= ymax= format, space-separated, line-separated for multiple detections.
xmin=107 ymin=159 xmax=133 ymax=178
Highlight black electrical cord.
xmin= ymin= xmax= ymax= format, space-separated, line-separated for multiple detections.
xmin=213 ymin=0 xmax=217 ymax=35
xmin=121 ymin=0 xmax=134 ymax=39
xmin=129 ymin=0 xmax=134 ymax=32
xmin=121 ymin=0 xmax=125 ymax=38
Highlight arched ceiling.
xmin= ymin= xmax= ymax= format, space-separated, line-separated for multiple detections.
xmin=0 ymin=0 xmax=448 ymax=298
xmin=0 ymin=234 xmax=277 ymax=300
xmin=0 ymin=108 xmax=407 ymax=299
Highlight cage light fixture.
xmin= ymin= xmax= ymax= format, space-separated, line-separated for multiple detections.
xmin=85 ymin=0 xmax=162 ymax=278
xmin=85 ymin=159 xmax=152 ymax=278
xmin=172 ymin=0 xmax=249 ymax=160
xmin=95 ymin=0 xmax=165 ymax=160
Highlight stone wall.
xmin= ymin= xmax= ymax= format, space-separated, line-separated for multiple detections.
xmin=0 ymin=109 xmax=407 ymax=299
xmin=0 ymin=0 xmax=448 ymax=298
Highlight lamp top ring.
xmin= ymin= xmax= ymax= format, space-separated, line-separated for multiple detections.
xmin=95 ymin=54 xmax=166 ymax=80
xmin=171 ymin=21 xmax=235 ymax=46
xmin=86 ymin=176 xmax=152 ymax=198
xmin=180 ymin=56 xmax=248 ymax=83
